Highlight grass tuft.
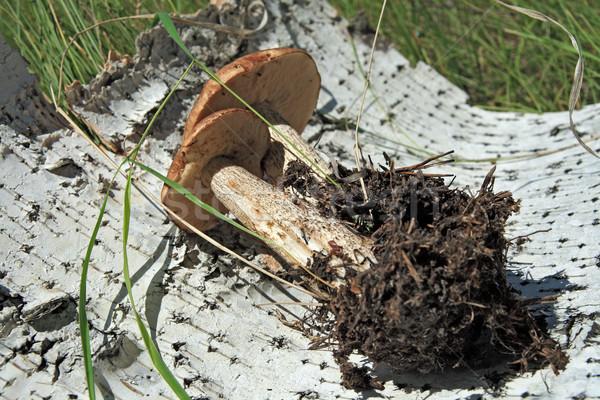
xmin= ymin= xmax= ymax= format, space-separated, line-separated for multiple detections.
xmin=329 ymin=0 xmax=599 ymax=112
xmin=0 ymin=0 xmax=205 ymax=107
xmin=3 ymin=0 xmax=596 ymax=113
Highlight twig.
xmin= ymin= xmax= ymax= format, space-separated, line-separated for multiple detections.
xmin=392 ymin=150 xmax=455 ymax=172
xmin=508 ymin=228 xmax=552 ymax=242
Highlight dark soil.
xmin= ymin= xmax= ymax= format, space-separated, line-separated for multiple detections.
xmin=280 ymin=157 xmax=568 ymax=389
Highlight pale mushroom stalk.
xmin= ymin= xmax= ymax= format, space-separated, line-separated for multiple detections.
xmin=202 ymin=156 xmax=374 ymax=286
xmin=163 ymin=109 xmax=375 ymax=291
xmin=183 ymin=48 xmax=333 ymax=184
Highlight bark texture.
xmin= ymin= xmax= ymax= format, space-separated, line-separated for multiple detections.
xmin=1 ymin=0 xmax=600 ymax=399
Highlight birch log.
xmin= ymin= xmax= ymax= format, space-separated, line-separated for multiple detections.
xmin=1 ymin=1 xmax=600 ymax=399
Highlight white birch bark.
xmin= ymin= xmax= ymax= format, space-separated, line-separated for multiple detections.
xmin=1 ymin=1 xmax=600 ymax=399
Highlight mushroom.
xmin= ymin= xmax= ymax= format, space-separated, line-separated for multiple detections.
xmin=162 ymin=108 xmax=375 ymax=288
xmin=183 ymin=47 xmax=332 ymax=184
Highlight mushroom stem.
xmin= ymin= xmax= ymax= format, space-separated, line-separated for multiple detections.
xmin=255 ymin=103 xmax=332 ymax=184
xmin=201 ymin=156 xmax=375 ymax=287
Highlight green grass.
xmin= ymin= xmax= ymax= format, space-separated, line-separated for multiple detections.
xmin=329 ymin=0 xmax=599 ymax=112
xmin=0 ymin=0 xmax=206 ymax=107
xmin=2 ymin=1 xmax=595 ymax=113
xmin=77 ymin=56 xmax=198 ymax=399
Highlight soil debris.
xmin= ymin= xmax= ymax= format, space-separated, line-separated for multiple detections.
xmin=280 ymin=158 xmax=568 ymax=389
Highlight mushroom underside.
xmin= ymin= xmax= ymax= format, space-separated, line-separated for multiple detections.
xmin=161 ymin=108 xmax=270 ymax=231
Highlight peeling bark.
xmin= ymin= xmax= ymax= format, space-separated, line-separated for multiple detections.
xmin=1 ymin=0 xmax=600 ymax=399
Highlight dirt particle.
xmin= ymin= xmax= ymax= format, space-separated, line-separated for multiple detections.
xmin=269 ymin=335 xmax=288 ymax=349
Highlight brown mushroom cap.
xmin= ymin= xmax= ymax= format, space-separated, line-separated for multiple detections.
xmin=183 ymin=48 xmax=320 ymax=144
xmin=162 ymin=108 xmax=271 ymax=231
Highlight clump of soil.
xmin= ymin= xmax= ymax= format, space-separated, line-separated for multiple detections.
xmin=281 ymin=158 xmax=568 ymax=389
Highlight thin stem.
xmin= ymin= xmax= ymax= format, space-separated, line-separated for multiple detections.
xmin=353 ymin=0 xmax=387 ymax=201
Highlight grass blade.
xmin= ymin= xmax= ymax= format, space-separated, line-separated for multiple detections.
xmin=129 ymin=60 xmax=195 ymax=160
xmin=494 ymin=0 xmax=596 ymax=159
xmin=347 ymin=35 xmax=429 ymax=157
xmin=132 ymin=159 xmax=333 ymax=288
xmin=79 ymin=168 xmax=123 ymax=400
xmin=122 ymin=169 xmax=192 ymax=400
